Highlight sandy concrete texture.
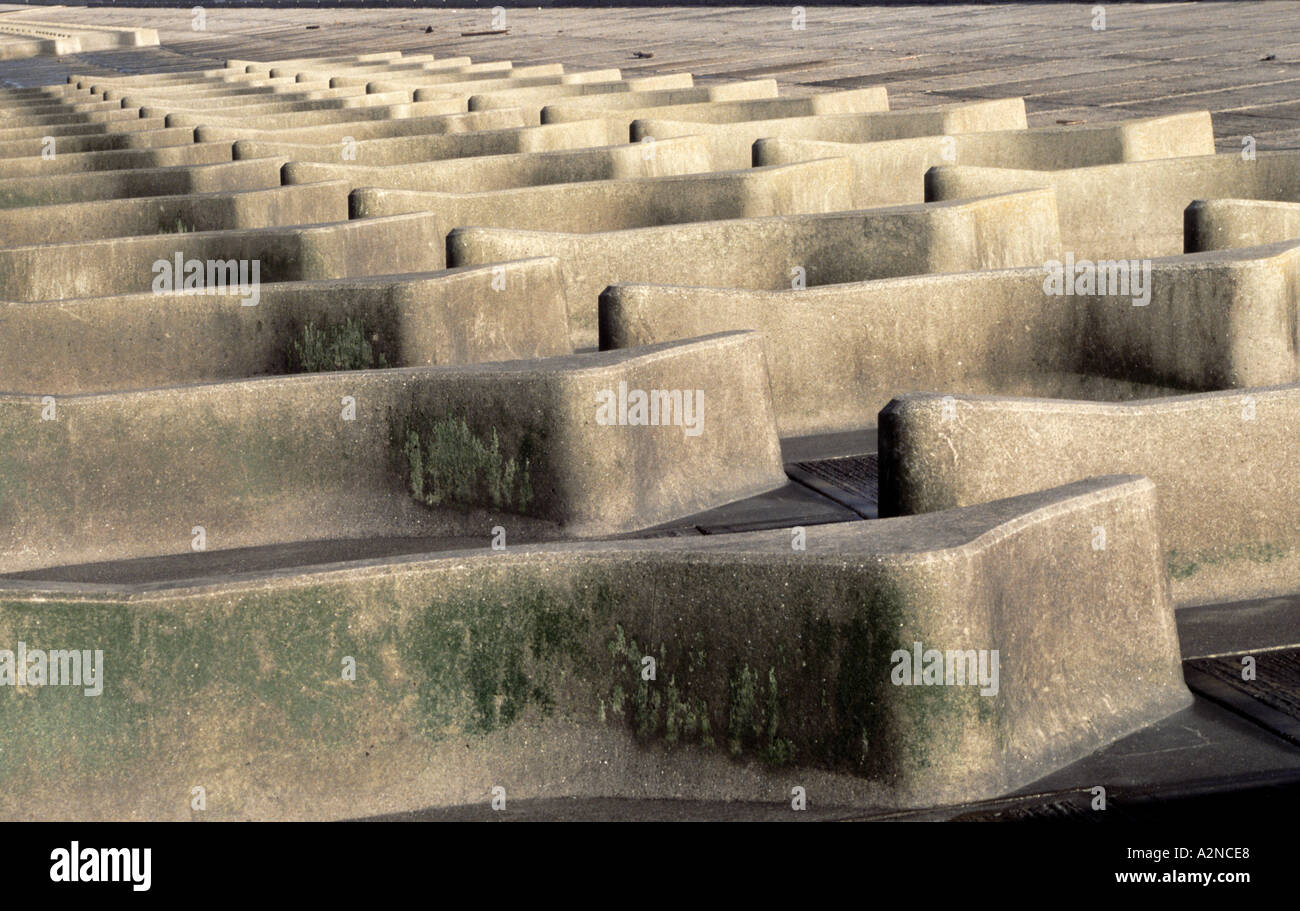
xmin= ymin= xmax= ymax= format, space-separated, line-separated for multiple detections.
xmin=928 ymin=149 xmax=1300 ymax=260
xmin=0 ymin=331 xmax=784 ymax=572
xmin=599 ymin=240 xmax=1300 ymax=436
xmin=0 ymin=475 xmax=1188 ymax=820
xmin=754 ymin=111 xmax=1215 ymax=206
xmin=450 ymin=188 xmax=1062 ymax=349
xmin=0 ymin=259 xmax=574 ymax=394
xmin=879 ymin=384 xmax=1300 ymax=607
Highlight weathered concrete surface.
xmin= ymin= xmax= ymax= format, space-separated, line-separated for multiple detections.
xmin=0 ymin=117 xmax=171 ymax=143
xmin=0 ymin=140 xmax=230 ymax=176
xmin=0 ymin=157 xmax=284 ymax=209
xmin=0 ymin=331 xmax=783 ymax=571
xmin=1184 ymin=198 xmax=1300 ymax=251
xmin=162 ymin=97 xmax=467 ymax=130
xmin=632 ymin=97 xmax=1030 ymax=170
xmin=540 ymin=85 xmax=891 ymax=135
xmin=754 ymin=111 xmax=1214 ymax=206
xmin=0 ymin=181 xmax=350 ymax=246
xmin=0 ymin=211 xmax=447 ymax=300
xmin=244 ymin=118 xmax=628 ymax=167
xmin=0 ymin=125 xmax=195 ymax=159
xmin=193 ymin=108 xmax=527 ymax=146
xmin=601 ymin=241 xmax=1300 ymax=435
xmin=462 ymin=77 xmax=773 ymax=122
xmin=451 ymin=189 xmax=1062 ymax=347
xmin=0 ymin=260 xmax=572 ymax=393
xmin=281 ymin=135 xmax=713 ymax=196
xmin=928 ymin=149 xmax=1300 ymax=259
xmin=349 ymin=157 xmax=854 ymax=236
xmin=879 ymin=386 xmax=1300 ymax=606
xmin=0 ymin=475 xmax=1189 ymax=820
xmin=0 ymin=18 xmax=156 ymax=60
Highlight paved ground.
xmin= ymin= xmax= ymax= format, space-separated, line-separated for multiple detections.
xmin=7 ymin=2 xmax=1300 ymax=151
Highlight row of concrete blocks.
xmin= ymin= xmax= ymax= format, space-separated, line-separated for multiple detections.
xmin=0 ymin=50 xmax=1279 ymax=818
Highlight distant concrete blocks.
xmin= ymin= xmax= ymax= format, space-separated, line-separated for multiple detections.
xmin=928 ymin=145 xmax=1300 ymax=259
xmin=0 ymin=19 xmax=157 ymax=61
xmin=0 ymin=475 xmax=1189 ymax=818
xmin=600 ymin=241 xmax=1300 ymax=434
xmin=452 ymin=189 xmax=1062 ymax=347
xmin=879 ymin=386 xmax=1300 ymax=605
xmin=755 ymin=111 xmax=1215 ymax=206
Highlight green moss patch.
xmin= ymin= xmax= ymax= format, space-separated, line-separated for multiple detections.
xmin=394 ymin=413 xmax=535 ymax=514
xmin=286 ymin=317 xmax=390 ymax=373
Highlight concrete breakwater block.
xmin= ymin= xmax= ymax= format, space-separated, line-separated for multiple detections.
xmin=0 ymin=126 xmax=197 ymax=160
xmin=632 ymin=97 xmax=1029 ymax=170
xmin=0 ymin=157 xmax=285 ymax=209
xmin=279 ymin=134 xmax=715 ymax=195
xmin=0 ymin=181 xmax=351 ymax=246
xmin=0 ymin=332 xmax=784 ymax=571
xmin=753 ymin=111 xmax=1215 ymax=205
xmin=928 ymin=147 xmax=1300 ymax=259
xmin=1184 ymin=197 xmax=1300 ymax=251
xmin=258 ymin=118 xmax=627 ymax=167
xmin=193 ymin=108 xmax=527 ymax=145
xmin=879 ymin=384 xmax=1300 ymax=606
xmin=0 ymin=259 xmax=574 ymax=393
xmin=0 ymin=211 xmax=444 ymax=300
xmin=348 ymin=157 xmax=855 ymax=239
xmin=0 ymin=475 xmax=1189 ymax=819
xmin=450 ymin=188 xmax=1062 ymax=347
xmin=599 ymin=241 xmax=1300 ymax=435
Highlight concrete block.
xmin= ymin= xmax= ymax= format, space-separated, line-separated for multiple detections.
xmin=879 ymin=385 xmax=1300 ymax=605
xmin=1184 ymin=198 xmax=1300 ymax=251
xmin=599 ymin=241 xmax=1300 ymax=435
xmin=255 ymin=117 xmax=624 ymax=167
xmin=630 ymin=97 xmax=1028 ymax=170
xmin=451 ymin=189 xmax=1062 ymax=348
xmin=0 ymin=212 xmax=444 ymax=301
xmin=281 ymin=135 xmax=714 ymax=196
xmin=928 ymin=147 xmax=1300 ymax=259
xmin=0 ymin=259 xmax=573 ymax=393
xmin=193 ymin=108 xmax=526 ymax=146
xmin=0 ymin=475 xmax=1188 ymax=818
xmin=0 ymin=331 xmax=785 ymax=571
xmin=0 ymin=158 xmax=285 ymax=209
xmin=754 ymin=111 xmax=1215 ymax=206
xmin=0 ymin=181 xmax=350 ymax=246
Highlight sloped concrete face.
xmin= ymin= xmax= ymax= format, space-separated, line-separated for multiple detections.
xmin=0 ymin=332 xmax=784 ymax=572
xmin=0 ymin=260 xmax=574 ymax=393
xmin=280 ymin=134 xmax=714 ymax=193
xmin=348 ymin=158 xmax=856 ymax=239
xmin=451 ymin=189 xmax=1062 ymax=347
xmin=0 ymin=181 xmax=350 ymax=245
xmin=879 ymin=387 xmax=1300 ymax=606
xmin=0 ymin=476 xmax=1189 ymax=820
xmin=1184 ymin=198 xmax=1300 ymax=251
xmin=928 ymin=148 xmax=1300 ymax=260
xmin=600 ymin=242 xmax=1300 ymax=435
xmin=0 ymin=212 xmax=447 ymax=301
xmin=753 ymin=112 xmax=1215 ymax=206
xmin=633 ymin=97 xmax=1031 ymax=170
